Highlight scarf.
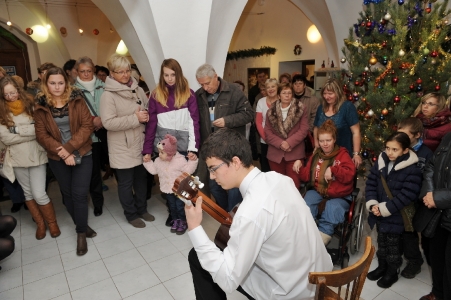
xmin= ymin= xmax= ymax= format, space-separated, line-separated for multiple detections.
xmin=267 ymin=99 xmax=304 ymax=139
xmin=309 ymin=145 xmax=340 ymax=197
xmin=6 ymin=100 xmax=25 ymax=116
xmin=412 ymin=138 xmax=423 ymax=152
xmin=76 ymin=76 xmax=96 ymax=96
xmin=417 ymin=109 xmax=451 ymax=128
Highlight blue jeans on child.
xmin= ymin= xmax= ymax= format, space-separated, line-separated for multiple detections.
xmin=209 ymin=179 xmax=242 ymax=212
xmin=165 ymin=193 xmax=186 ymax=221
xmin=304 ymin=190 xmax=351 ymax=236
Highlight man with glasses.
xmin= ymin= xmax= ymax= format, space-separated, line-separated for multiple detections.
xmin=195 ymin=64 xmax=253 ymax=212
xmin=185 ymin=128 xmax=332 ymax=300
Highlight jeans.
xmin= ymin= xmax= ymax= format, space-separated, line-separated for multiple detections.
xmin=209 ymin=179 xmax=242 ymax=212
xmin=1 ymin=178 xmax=25 ymax=204
xmin=14 ymin=164 xmax=50 ymax=205
xmin=49 ymin=155 xmax=92 ymax=233
xmin=115 ymin=164 xmax=148 ymax=221
xmin=90 ymin=142 xmax=104 ymax=208
xmin=165 ymin=193 xmax=185 ymax=221
xmin=304 ymin=190 xmax=350 ymax=236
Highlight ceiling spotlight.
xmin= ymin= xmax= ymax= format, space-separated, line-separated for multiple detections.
xmin=79 ymin=28 xmax=83 ymax=34
xmin=46 ymin=24 xmax=51 ymax=29
xmin=6 ymin=21 xmax=12 ymax=26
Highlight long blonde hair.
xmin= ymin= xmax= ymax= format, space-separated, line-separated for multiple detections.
xmin=412 ymin=92 xmax=448 ymax=117
xmin=320 ymin=79 xmax=346 ymax=114
xmin=153 ymin=59 xmax=191 ymax=108
xmin=38 ymin=67 xmax=72 ymax=107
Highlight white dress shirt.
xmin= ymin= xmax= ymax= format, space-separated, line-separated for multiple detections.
xmin=188 ymin=167 xmax=333 ymax=300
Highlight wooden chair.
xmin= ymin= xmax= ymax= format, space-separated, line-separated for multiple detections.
xmin=308 ymin=236 xmax=375 ymax=300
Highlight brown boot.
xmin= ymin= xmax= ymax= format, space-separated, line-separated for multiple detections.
xmin=76 ymin=233 xmax=88 ymax=256
xmin=86 ymin=226 xmax=97 ymax=238
xmin=26 ymin=200 xmax=46 ymax=240
xmin=39 ymin=202 xmax=61 ymax=238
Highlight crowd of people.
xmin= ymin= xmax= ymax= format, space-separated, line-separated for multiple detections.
xmin=1 ymin=58 xmax=451 ymax=299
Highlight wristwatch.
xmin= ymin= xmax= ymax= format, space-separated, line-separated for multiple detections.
xmin=353 ymin=152 xmax=360 ymax=156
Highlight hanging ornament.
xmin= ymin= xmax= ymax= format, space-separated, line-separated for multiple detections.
xmin=394 ymin=95 xmax=401 ymax=103
xmin=348 ymin=94 xmax=354 ymax=101
xmin=372 ymin=157 xmax=377 ymax=162
xmin=25 ymin=28 xmax=33 ymax=35
xmin=92 ymin=29 xmax=99 ymax=35
xmin=381 ymin=41 xmax=387 ymax=47
xmin=366 ymin=21 xmax=373 ymax=28
xmin=426 ymin=3 xmax=432 ymax=14
xmin=435 ymin=84 xmax=441 ymax=91
xmin=60 ymin=27 xmax=67 ymax=37
xmin=364 ymin=66 xmax=369 ymax=72
xmin=431 ymin=59 xmax=437 ymax=64
xmin=362 ymin=150 xmax=369 ymax=159
xmin=392 ymin=76 xmax=399 ymax=84
xmin=380 ymin=115 xmax=385 ymax=120
xmin=340 ymin=57 xmax=347 ymax=63
xmin=398 ymin=0 xmax=404 ymax=4
xmin=382 ymin=108 xmax=389 ymax=115
xmin=398 ymin=49 xmax=406 ymax=56
xmin=423 ymin=48 xmax=430 ymax=55
xmin=416 ymin=78 xmax=423 ymax=84
xmin=367 ymin=109 xmax=375 ymax=117
xmin=431 ymin=50 xmax=438 ymax=57
xmin=384 ymin=12 xmax=391 ymax=20
xmin=417 ymin=91 xmax=424 ymax=97
xmin=423 ymin=56 xmax=428 ymax=63
xmin=417 ymin=84 xmax=423 ymax=91
xmin=409 ymin=84 xmax=415 ymax=90
xmin=369 ymin=54 xmax=378 ymax=65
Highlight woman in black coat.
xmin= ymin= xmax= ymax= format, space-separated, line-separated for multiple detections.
xmin=418 ymin=132 xmax=451 ymax=300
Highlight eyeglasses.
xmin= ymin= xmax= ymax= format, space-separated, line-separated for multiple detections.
xmin=208 ymin=162 xmax=226 ymax=174
xmin=113 ymin=70 xmax=131 ymax=76
xmin=79 ymin=70 xmax=93 ymax=74
xmin=4 ymin=91 xmax=18 ymax=98
xmin=421 ymin=101 xmax=439 ymax=107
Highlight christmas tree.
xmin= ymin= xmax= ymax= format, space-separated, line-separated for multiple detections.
xmin=341 ymin=0 xmax=451 ymax=162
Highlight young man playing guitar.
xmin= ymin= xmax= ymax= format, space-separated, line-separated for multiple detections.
xmin=185 ymin=128 xmax=333 ymax=300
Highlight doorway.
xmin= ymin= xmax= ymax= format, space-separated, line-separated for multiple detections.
xmin=278 ymin=59 xmax=315 ymax=80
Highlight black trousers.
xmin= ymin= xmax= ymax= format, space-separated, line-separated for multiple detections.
xmin=259 ymin=143 xmax=270 ymax=172
xmin=90 ymin=142 xmax=104 ymax=208
xmin=402 ymin=231 xmax=424 ymax=265
xmin=49 ymin=156 xmax=92 ymax=233
xmin=188 ymin=248 xmax=255 ymax=300
xmin=0 ymin=215 xmax=16 ymax=261
xmin=429 ymin=225 xmax=451 ymax=299
xmin=376 ymin=231 xmax=403 ymax=268
xmin=115 ymin=164 xmax=148 ymax=221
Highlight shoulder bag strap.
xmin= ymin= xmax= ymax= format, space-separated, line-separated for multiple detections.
xmin=380 ymin=175 xmax=393 ymax=200
xmin=82 ymin=94 xmax=98 ymax=117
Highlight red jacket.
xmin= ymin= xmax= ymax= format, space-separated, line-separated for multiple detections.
xmin=298 ymin=146 xmax=356 ymax=198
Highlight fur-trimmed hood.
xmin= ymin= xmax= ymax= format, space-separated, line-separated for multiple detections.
xmin=266 ymin=99 xmax=305 ymax=139
xmin=377 ymin=149 xmax=418 ymax=172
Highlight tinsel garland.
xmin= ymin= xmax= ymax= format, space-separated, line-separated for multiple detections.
xmin=226 ymin=46 xmax=277 ymax=61
xmin=344 ymin=39 xmax=383 ymax=50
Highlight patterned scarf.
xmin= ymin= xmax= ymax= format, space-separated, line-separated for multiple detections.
xmin=6 ymin=100 xmax=25 ymax=116
xmin=267 ymin=99 xmax=304 ymax=139
xmin=309 ymin=145 xmax=340 ymax=198
xmin=417 ymin=109 xmax=451 ymax=128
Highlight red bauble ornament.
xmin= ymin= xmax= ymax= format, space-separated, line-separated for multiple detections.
xmin=435 ymin=84 xmax=440 ymax=91
xmin=394 ymin=95 xmax=401 ymax=103
xmin=25 ymin=28 xmax=33 ymax=35
xmin=416 ymin=78 xmax=423 ymax=84
xmin=361 ymin=22 xmax=366 ymax=27
xmin=409 ymin=84 xmax=415 ymax=90
xmin=382 ymin=41 xmax=387 ymax=47
xmin=92 ymin=29 xmax=99 ymax=35
xmin=355 ymin=80 xmax=361 ymax=86
xmin=392 ymin=77 xmax=399 ymax=83
xmin=430 ymin=50 xmax=438 ymax=57
xmin=348 ymin=95 xmax=354 ymax=101
xmin=372 ymin=157 xmax=377 ymax=162
xmin=426 ymin=7 xmax=431 ymax=13
xmin=366 ymin=21 xmax=373 ymax=28
xmin=382 ymin=108 xmax=389 ymax=115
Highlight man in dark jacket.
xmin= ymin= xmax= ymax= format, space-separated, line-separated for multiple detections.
xmin=419 ymin=132 xmax=451 ymax=300
xmin=195 ymin=64 xmax=254 ymax=211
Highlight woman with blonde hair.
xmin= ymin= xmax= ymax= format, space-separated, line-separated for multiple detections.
xmin=100 ymin=54 xmax=153 ymax=228
xmin=0 ymin=76 xmax=60 ymax=240
xmin=34 ymin=67 xmax=95 ymax=255
xmin=313 ymin=78 xmax=361 ymax=168
xmin=412 ymin=92 xmax=451 ymax=152
xmin=142 ymin=58 xmax=200 ymax=229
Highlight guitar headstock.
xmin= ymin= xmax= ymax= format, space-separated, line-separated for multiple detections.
xmin=172 ymin=172 xmax=205 ymax=201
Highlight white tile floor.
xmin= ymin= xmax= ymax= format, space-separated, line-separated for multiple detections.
xmin=0 ymin=176 xmax=432 ymax=300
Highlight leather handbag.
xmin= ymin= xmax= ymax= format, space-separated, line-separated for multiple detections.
xmin=413 ymin=204 xmax=442 ymax=238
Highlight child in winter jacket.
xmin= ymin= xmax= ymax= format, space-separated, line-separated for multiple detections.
xmin=365 ymin=132 xmax=423 ymax=288
xmin=143 ymin=134 xmax=198 ymax=235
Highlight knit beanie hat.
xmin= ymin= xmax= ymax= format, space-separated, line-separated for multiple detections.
xmin=157 ymin=134 xmax=177 ymax=158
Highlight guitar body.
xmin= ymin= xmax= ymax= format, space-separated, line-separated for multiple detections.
xmin=173 ymin=172 xmax=239 ymax=250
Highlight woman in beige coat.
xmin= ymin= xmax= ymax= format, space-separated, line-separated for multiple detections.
xmin=0 ymin=76 xmax=60 ymax=240
xmin=100 ymin=54 xmax=154 ymax=228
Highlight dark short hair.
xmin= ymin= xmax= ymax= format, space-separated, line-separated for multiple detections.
xmin=95 ymin=65 xmax=110 ymax=76
xmin=63 ymin=59 xmax=76 ymax=73
xmin=292 ymin=74 xmax=308 ymax=85
xmin=385 ymin=132 xmax=411 ymax=150
xmin=200 ymin=128 xmax=253 ymax=168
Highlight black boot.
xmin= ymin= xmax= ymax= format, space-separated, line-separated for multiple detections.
xmin=367 ymin=260 xmax=387 ymax=281
xmin=377 ymin=265 xmax=399 ymax=288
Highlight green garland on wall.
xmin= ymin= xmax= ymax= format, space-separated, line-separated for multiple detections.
xmin=226 ymin=46 xmax=277 ymax=61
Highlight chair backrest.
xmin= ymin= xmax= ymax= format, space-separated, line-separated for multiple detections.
xmin=308 ymin=236 xmax=375 ymax=300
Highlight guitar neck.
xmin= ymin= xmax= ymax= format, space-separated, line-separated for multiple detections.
xmin=193 ymin=190 xmax=233 ymax=226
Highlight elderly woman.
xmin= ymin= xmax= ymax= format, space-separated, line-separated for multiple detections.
xmin=0 ymin=76 xmax=60 ymax=240
xmin=413 ymin=92 xmax=451 ymax=152
xmin=264 ymin=82 xmax=309 ymax=188
xmin=314 ymin=79 xmax=362 ymax=168
xmin=74 ymin=56 xmax=105 ymax=217
xmin=418 ymin=132 xmax=451 ymax=300
xmin=34 ymin=67 xmax=95 ymax=256
xmin=294 ymin=120 xmax=356 ymax=245
xmin=100 ymin=54 xmax=154 ymax=228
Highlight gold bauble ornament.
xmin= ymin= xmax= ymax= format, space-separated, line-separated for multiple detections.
xmin=369 ymin=56 xmax=378 ymax=65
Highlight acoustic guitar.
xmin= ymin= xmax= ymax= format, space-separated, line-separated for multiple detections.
xmin=172 ymin=172 xmax=239 ymax=250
